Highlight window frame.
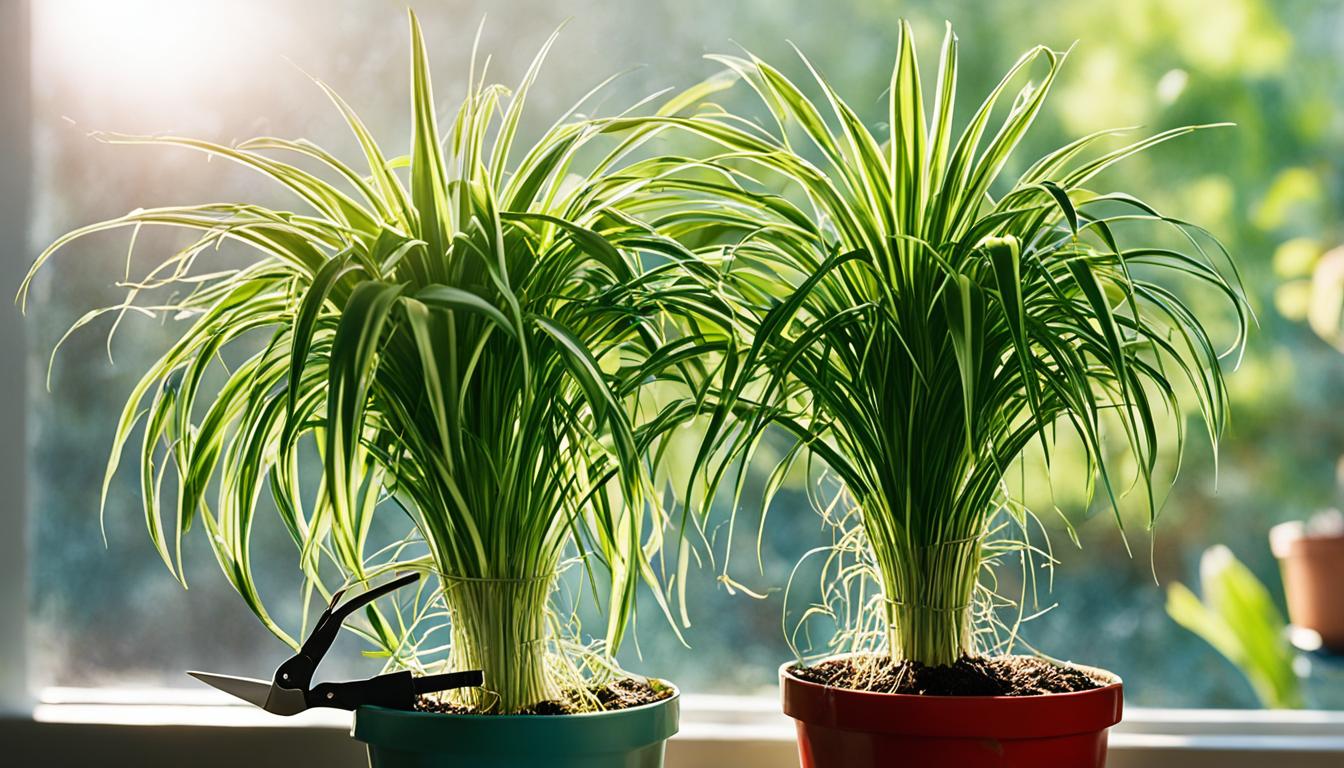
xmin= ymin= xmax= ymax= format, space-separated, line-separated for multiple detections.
xmin=1 ymin=2 xmax=1342 ymax=764
xmin=0 ymin=0 xmax=32 ymax=716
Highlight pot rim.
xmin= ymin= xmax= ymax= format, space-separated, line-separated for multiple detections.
xmin=780 ymin=653 xmax=1121 ymax=702
xmin=358 ymin=678 xmax=680 ymax=722
xmin=1272 ymin=521 xmax=1344 ymax=558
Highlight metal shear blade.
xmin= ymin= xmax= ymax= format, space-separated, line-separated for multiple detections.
xmin=188 ymin=671 xmax=269 ymax=709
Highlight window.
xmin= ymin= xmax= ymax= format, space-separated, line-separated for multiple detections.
xmin=12 ymin=0 xmax=1344 ymax=721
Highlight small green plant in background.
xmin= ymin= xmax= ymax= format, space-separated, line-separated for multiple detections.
xmin=21 ymin=12 xmax=728 ymax=714
xmin=1167 ymin=545 xmax=1303 ymax=709
xmin=631 ymin=21 xmax=1249 ymax=668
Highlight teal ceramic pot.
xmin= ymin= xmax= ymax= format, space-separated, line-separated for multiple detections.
xmin=352 ymin=686 xmax=679 ymax=768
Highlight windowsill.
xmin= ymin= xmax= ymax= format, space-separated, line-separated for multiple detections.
xmin=24 ymin=688 xmax=802 ymax=739
xmin=4 ymin=688 xmax=1344 ymax=767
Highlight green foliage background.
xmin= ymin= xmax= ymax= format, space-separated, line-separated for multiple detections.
xmin=24 ymin=0 xmax=1344 ymax=706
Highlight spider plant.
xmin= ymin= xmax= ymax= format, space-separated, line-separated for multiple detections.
xmin=20 ymin=12 xmax=726 ymax=713
xmin=630 ymin=22 xmax=1249 ymax=668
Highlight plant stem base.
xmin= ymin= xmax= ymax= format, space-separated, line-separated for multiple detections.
xmin=443 ymin=574 xmax=557 ymax=713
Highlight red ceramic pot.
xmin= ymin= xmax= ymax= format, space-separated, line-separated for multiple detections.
xmin=781 ymin=657 xmax=1123 ymax=768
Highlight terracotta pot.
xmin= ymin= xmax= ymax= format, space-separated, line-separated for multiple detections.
xmin=781 ymin=657 xmax=1123 ymax=768
xmin=1271 ymin=522 xmax=1344 ymax=652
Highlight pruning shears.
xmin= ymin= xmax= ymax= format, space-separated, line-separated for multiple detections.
xmin=189 ymin=573 xmax=482 ymax=714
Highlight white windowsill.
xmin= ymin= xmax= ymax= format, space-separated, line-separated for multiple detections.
xmin=5 ymin=688 xmax=1344 ymax=768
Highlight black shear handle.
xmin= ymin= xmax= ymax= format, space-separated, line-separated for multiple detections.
xmin=308 ymin=669 xmax=484 ymax=711
xmin=280 ymin=573 xmax=421 ymax=689
xmin=308 ymin=670 xmax=416 ymax=711
xmin=308 ymin=573 xmax=420 ymax=656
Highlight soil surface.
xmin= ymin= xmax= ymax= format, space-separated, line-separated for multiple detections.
xmin=789 ymin=654 xmax=1107 ymax=696
xmin=416 ymin=676 xmax=674 ymax=715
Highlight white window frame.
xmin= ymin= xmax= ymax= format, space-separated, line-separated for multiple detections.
xmin=1 ymin=2 xmax=1342 ymax=765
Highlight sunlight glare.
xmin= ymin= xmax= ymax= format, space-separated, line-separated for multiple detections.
xmin=33 ymin=0 xmax=286 ymax=118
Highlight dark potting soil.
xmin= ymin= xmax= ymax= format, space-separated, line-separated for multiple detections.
xmin=789 ymin=654 xmax=1107 ymax=696
xmin=416 ymin=676 xmax=674 ymax=715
